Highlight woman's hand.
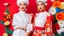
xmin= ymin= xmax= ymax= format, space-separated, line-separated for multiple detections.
xmin=25 ymin=32 xmax=29 ymax=36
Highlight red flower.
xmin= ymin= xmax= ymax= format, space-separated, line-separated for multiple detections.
xmin=52 ymin=1 xmax=61 ymax=8
xmin=2 ymin=18 xmax=8 ymax=22
xmin=56 ymin=12 xmax=64 ymax=20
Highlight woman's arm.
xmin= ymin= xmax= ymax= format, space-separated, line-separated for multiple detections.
xmin=25 ymin=13 xmax=33 ymax=36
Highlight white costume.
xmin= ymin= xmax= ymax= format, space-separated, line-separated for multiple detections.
xmin=32 ymin=0 xmax=51 ymax=36
xmin=12 ymin=0 xmax=33 ymax=36
xmin=35 ymin=12 xmax=49 ymax=27
xmin=17 ymin=0 xmax=29 ymax=6
xmin=35 ymin=0 xmax=49 ymax=27
xmin=12 ymin=10 xmax=32 ymax=36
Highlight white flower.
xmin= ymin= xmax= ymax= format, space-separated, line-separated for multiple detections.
xmin=3 ymin=3 xmax=9 ymax=6
xmin=4 ymin=21 xmax=10 ymax=26
xmin=3 ymin=33 xmax=8 ymax=36
xmin=58 ymin=20 xmax=64 ymax=28
xmin=60 ymin=2 xmax=64 ymax=10
xmin=48 ymin=6 xmax=57 ymax=15
xmin=57 ymin=28 xmax=64 ymax=34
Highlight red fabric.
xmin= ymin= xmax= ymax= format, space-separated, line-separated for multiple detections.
xmin=0 ymin=0 xmax=64 ymax=36
xmin=34 ymin=26 xmax=44 ymax=30
xmin=51 ymin=15 xmax=54 ymax=22
xmin=55 ymin=23 xmax=60 ymax=30
xmin=52 ymin=23 xmax=60 ymax=33
xmin=44 ymin=14 xmax=52 ymax=34
xmin=0 ymin=24 xmax=5 ymax=36
xmin=51 ymin=15 xmax=60 ymax=33
xmin=32 ymin=30 xmax=43 ymax=36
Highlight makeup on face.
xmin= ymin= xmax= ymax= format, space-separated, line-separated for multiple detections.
xmin=37 ymin=1 xmax=45 ymax=12
xmin=19 ymin=2 xmax=27 ymax=11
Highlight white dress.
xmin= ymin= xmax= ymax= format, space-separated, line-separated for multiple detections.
xmin=12 ymin=11 xmax=33 ymax=36
xmin=35 ymin=11 xmax=49 ymax=27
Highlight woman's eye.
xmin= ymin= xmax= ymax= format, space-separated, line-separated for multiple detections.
xmin=24 ymin=4 xmax=25 ymax=5
xmin=19 ymin=4 xmax=22 ymax=5
xmin=41 ymin=3 xmax=43 ymax=5
xmin=37 ymin=4 xmax=39 ymax=6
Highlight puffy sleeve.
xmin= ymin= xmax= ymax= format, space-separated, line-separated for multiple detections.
xmin=12 ymin=14 xmax=21 ymax=30
xmin=26 ymin=24 xmax=33 ymax=33
xmin=26 ymin=14 xmax=33 ymax=33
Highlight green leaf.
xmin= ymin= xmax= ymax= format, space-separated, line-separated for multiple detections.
xmin=5 ymin=26 xmax=9 ymax=34
xmin=53 ymin=14 xmax=58 ymax=24
xmin=61 ymin=34 xmax=64 ymax=36
xmin=6 ymin=7 xmax=10 ymax=14
xmin=55 ymin=34 xmax=60 ymax=36
xmin=0 ymin=20 xmax=4 ymax=24
xmin=8 ymin=30 xmax=13 ymax=34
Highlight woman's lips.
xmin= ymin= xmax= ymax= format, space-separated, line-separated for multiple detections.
xmin=22 ymin=7 xmax=24 ymax=9
xmin=40 ymin=8 xmax=42 ymax=9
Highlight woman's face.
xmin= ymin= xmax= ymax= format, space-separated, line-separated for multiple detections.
xmin=37 ymin=1 xmax=45 ymax=12
xmin=19 ymin=2 xmax=27 ymax=11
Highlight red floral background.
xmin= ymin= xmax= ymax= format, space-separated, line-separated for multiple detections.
xmin=0 ymin=0 xmax=64 ymax=36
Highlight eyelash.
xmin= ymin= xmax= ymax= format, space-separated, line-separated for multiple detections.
xmin=41 ymin=4 xmax=43 ymax=5
xmin=19 ymin=4 xmax=26 ymax=5
xmin=37 ymin=4 xmax=44 ymax=6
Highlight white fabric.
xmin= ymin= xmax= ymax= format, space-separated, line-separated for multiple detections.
xmin=48 ymin=6 xmax=56 ymax=15
xmin=36 ymin=0 xmax=47 ymax=3
xmin=35 ymin=11 xmax=49 ymax=27
xmin=26 ymin=24 xmax=33 ymax=33
xmin=12 ymin=10 xmax=32 ymax=36
xmin=17 ymin=0 xmax=29 ymax=6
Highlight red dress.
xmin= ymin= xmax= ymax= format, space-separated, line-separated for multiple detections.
xmin=32 ymin=12 xmax=52 ymax=36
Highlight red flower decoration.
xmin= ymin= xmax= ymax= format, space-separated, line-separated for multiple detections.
xmin=56 ymin=12 xmax=64 ymax=20
xmin=6 ymin=14 xmax=11 ymax=19
xmin=2 ymin=18 xmax=8 ymax=22
xmin=52 ymin=1 xmax=61 ymax=8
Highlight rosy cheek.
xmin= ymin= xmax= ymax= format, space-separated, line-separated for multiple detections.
xmin=38 ymin=7 xmax=40 ymax=10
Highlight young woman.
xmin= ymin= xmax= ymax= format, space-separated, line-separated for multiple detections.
xmin=32 ymin=0 xmax=52 ymax=36
xmin=12 ymin=0 xmax=33 ymax=36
